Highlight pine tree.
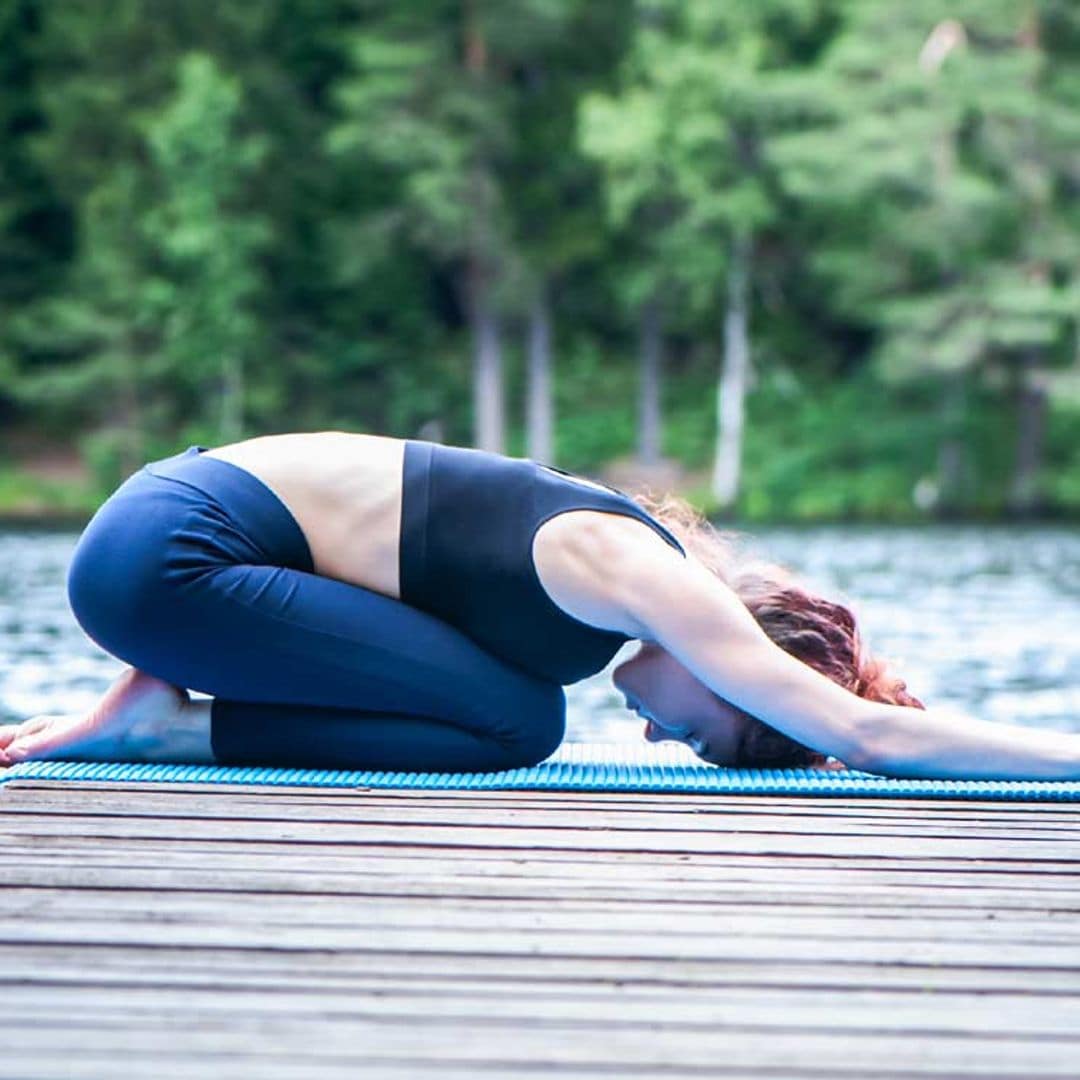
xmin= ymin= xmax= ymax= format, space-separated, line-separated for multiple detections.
xmin=505 ymin=0 xmax=631 ymax=464
xmin=6 ymin=1 xmax=184 ymax=478
xmin=144 ymin=52 xmax=268 ymax=444
xmin=0 ymin=0 xmax=73 ymax=431
xmin=772 ymin=0 xmax=1078 ymax=515
xmin=581 ymin=0 xmax=837 ymax=507
xmin=329 ymin=2 xmax=516 ymax=451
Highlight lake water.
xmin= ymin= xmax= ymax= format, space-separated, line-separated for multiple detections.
xmin=2 ymin=524 xmax=1077 ymax=749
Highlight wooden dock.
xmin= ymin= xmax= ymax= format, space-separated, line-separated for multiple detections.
xmin=2 ymin=777 xmax=1080 ymax=1078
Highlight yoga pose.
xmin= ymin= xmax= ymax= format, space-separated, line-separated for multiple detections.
xmin=1 ymin=432 xmax=1076 ymax=778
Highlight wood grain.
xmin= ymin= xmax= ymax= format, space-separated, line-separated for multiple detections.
xmin=2 ymin=777 xmax=1079 ymax=1077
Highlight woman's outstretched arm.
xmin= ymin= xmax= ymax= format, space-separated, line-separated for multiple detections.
xmin=603 ymin=524 xmax=1080 ymax=780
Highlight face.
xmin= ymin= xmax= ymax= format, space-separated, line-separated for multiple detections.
xmin=611 ymin=641 xmax=753 ymax=766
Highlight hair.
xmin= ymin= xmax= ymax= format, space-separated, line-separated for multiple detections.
xmin=628 ymin=488 xmax=926 ymax=769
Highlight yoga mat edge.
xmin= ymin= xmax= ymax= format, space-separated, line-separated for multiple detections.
xmin=3 ymin=743 xmax=1080 ymax=801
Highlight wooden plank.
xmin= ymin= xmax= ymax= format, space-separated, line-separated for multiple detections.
xmin=6 ymin=795 xmax=1080 ymax=840
xmin=4 ymin=982 xmax=1080 ymax=1038
xmin=3 ymin=1016 xmax=1080 ymax=1075
xmin=5 ymin=942 xmax=1079 ymax=994
xmin=2 ymin=888 xmax=1079 ymax=945
xmin=0 ymin=1056 xmax=713 ymax=1080
xmin=10 ymin=779 xmax=1080 ymax=820
xmin=3 ymin=915 xmax=1080 ymax=966
xmin=7 ymin=783 xmax=1080 ymax=825
xmin=6 ymin=838 xmax=1080 ymax=881
xmin=6 ymin=814 xmax=1080 ymax=860
xmin=0 ymin=1057 xmax=647 ymax=1080
xmin=4 ymin=863 xmax=1078 ymax=912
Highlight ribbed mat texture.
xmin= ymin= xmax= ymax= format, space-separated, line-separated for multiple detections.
xmin=3 ymin=742 xmax=1080 ymax=800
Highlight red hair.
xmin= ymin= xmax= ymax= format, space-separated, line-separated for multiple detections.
xmin=629 ymin=489 xmax=925 ymax=768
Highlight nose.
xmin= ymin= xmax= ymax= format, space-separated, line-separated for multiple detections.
xmin=643 ymin=719 xmax=676 ymax=744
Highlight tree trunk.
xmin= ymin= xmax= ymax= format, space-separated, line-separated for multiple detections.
xmin=711 ymin=233 xmax=751 ymax=510
xmin=220 ymin=351 xmax=243 ymax=443
xmin=637 ymin=297 xmax=662 ymax=466
xmin=463 ymin=0 xmax=503 ymax=453
xmin=526 ymin=280 xmax=553 ymax=463
xmin=118 ymin=342 xmax=143 ymax=480
xmin=1006 ymin=350 xmax=1048 ymax=517
xmin=936 ymin=373 xmax=969 ymax=512
xmin=468 ymin=259 xmax=504 ymax=454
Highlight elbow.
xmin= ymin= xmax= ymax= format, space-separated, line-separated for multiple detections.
xmin=841 ymin=711 xmax=899 ymax=775
xmin=842 ymin=740 xmax=886 ymax=775
xmin=842 ymin=705 xmax=929 ymax=776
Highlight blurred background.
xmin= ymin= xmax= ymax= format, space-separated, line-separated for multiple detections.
xmin=0 ymin=0 xmax=1076 ymax=740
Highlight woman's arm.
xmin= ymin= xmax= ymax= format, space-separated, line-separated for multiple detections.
xmin=604 ymin=524 xmax=1080 ymax=780
xmin=843 ymin=701 xmax=1080 ymax=779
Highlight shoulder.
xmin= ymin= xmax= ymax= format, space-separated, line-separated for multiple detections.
xmin=532 ymin=510 xmax=685 ymax=638
xmin=536 ymin=507 xmax=680 ymax=573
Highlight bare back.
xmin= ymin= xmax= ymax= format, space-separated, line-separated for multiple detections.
xmin=203 ymin=432 xmax=406 ymax=597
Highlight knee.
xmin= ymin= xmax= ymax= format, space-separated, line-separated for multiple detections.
xmin=500 ymin=681 xmax=566 ymax=768
xmin=66 ymin=516 xmax=156 ymax=657
xmin=67 ymin=528 xmax=119 ymax=645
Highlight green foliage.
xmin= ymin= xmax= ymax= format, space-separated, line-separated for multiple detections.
xmin=580 ymin=0 xmax=838 ymax=316
xmin=0 ymin=0 xmax=1077 ymax=521
xmin=770 ymin=0 xmax=1078 ymax=396
xmin=328 ymin=7 xmax=513 ymax=270
xmin=0 ymin=1 xmax=71 ymax=330
xmin=144 ymin=52 xmax=269 ymax=439
xmin=551 ymin=337 xmax=638 ymax=468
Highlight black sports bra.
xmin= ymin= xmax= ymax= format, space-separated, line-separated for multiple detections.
xmin=399 ymin=439 xmax=686 ymax=684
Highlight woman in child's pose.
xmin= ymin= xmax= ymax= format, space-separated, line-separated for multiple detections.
xmin=2 ymin=432 xmax=1076 ymax=779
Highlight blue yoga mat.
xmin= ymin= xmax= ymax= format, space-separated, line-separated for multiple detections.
xmin=3 ymin=742 xmax=1080 ymax=801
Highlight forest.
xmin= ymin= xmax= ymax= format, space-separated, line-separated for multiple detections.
xmin=1 ymin=0 xmax=1078 ymax=522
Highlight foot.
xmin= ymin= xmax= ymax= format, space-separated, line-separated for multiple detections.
xmin=1 ymin=668 xmax=191 ymax=766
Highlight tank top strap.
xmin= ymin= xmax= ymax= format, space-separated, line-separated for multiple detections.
xmin=535 ymin=461 xmax=626 ymax=496
xmin=532 ymin=461 xmax=686 ymax=558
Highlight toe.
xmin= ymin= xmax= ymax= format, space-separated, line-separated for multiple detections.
xmin=0 ymin=717 xmax=49 ymax=750
xmin=6 ymin=736 xmax=54 ymax=764
xmin=4 ymin=716 xmax=81 ymax=763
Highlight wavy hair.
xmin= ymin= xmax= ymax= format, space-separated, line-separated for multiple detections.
xmin=628 ymin=489 xmax=925 ymax=768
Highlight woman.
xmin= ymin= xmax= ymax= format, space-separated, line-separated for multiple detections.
xmin=1 ymin=431 xmax=1076 ymax=778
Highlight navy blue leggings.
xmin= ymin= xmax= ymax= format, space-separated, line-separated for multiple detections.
xmin=65 ymin=446 xmax=566 ymax=771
